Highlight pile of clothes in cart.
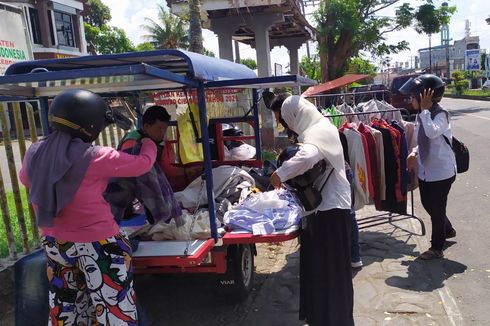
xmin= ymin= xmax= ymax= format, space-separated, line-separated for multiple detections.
xmin=110 ymin=165 xmax=303 ymax=241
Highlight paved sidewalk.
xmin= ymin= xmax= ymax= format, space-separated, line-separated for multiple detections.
xmin=241 ymin=206 xmax=466 ymax=325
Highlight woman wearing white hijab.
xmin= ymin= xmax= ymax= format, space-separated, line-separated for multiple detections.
xmin=269 ymin=94 xmax=354 ymax=325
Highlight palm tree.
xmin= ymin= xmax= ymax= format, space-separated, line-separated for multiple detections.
xmin=188 ymin=0 xmax=203 ymax=54
xmin=142 ymin=5 xmax=189 ymax=49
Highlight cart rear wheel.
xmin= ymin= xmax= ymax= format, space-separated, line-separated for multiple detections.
xmin=218 ymin=244 xmax=255 ymax=301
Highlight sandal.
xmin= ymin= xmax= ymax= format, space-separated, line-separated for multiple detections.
xmin=419 ymin=249 xmax=444 ymax=260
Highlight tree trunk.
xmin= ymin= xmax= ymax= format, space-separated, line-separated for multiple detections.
xmin=189 ymin=0 xmax=203 ymax=54
xmin=318 ymin=31 xmax=354 ymax=82
xmin=319 ymin=43 xmax=329 ymax=82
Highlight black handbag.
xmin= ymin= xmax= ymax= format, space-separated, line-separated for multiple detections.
xmin=443 ymin=135 xmax=469 ymax=173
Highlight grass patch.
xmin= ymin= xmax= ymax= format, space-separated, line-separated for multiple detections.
xmin=445 ymin=88 xmax=490 ymax=97
xmin=0 ymin=189 xmax=37 ymax=258
xmin=461 ymin=89 xmax=490 ymax=96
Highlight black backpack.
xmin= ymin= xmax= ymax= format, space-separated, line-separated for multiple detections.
xmin=443 ymin=136 xmax=469 ymax=173
xmin=430 ymin=107 xmax=469 ymax=174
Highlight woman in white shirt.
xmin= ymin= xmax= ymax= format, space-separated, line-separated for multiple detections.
xmin=268 ymin=94 xmax=354 ymax=325
xmin=403 ymin=74 xmax=457 ymax=260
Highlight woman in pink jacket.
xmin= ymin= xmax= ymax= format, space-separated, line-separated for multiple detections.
xmin=19 ymin=89 xmax=156 ymax=325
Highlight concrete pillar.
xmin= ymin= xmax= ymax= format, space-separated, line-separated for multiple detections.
xmin=246 ymin=13 xmax=284 ymax=77
xmin=73 ymin=13 xmax=83 ymax=52
xmin=245 ymin=13 xmax=284 ymax=147
xmin=283 ymin=37 xmax=308 ymax=94
xmin=234 ymin=40 xmax=241 ymax=63
xmin=210 ymin=17 xmax=241 ymax=61
xmin=37 ymin=0 xmax=52 ymax=48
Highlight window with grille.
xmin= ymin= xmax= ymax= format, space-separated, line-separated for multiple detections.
xmin=54 ymin=11 xmax=75 ymax=47
xmin=28 ymin=7 xmax=42 ymax=44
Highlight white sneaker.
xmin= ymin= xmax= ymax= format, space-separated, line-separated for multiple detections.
xmin=351 ymin=260 xmax=363 ymax=268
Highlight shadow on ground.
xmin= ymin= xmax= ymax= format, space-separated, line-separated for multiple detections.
xmin=135 ymin=242 xmax=303 ymax=326
xmin=385 ymin=255 xmax=467 ymax=293
xmin=135 ymin=268 xmax=269 ymax=326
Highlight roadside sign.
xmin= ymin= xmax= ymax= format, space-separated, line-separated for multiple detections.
xmin=0 ymin=4 xmax=33 ymax=75
xmin=465 ymin=49 xmax=481 ymax=71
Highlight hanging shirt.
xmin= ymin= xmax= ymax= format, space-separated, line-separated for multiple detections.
xmin=391 ymin=121 xmax=409 ymax=199
xmin=324 ymin=106 xmax=343 ymax=128
xmin=413 ymin=109 xmax=456 ymax=182
xmin=358 ymin=123 xmax=380 ymax=204
xmin=274 ymin=143 xmax=351 ymax=213
xmin=337 ymin=103 xmax=360 ymax=124
xmin=365 ymin=125 xmax=386 ymax=201
xmin=338 ymin=128 xmax=369 ymax=210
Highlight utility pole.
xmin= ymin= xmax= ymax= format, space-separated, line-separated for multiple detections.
xmin=441 ymin=2 xmax=451 ymax=81
xmin=429 ymin=35 xmax=432 ymax=73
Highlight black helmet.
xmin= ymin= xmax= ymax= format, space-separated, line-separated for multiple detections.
xmin=277 ymin=144 xmax=326 ymax=189
xmin=399 ymin=74 xmax=446 ymax=102
xmin=222 ymin=123 xmax=244 ymax=149
xmin=49 ymin=89 xmax=109 ymax=142
xmin=222 ymin=123 xmax=243 ymax=137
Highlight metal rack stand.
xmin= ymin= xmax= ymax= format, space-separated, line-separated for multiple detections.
xmin=308 ymin=92 xmax=426 ymax=235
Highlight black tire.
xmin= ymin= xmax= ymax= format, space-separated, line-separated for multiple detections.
xmin=218 ymin=244 xmax=255 ymax=301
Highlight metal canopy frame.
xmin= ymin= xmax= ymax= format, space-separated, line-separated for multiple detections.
xmin=0 ymin=50 xmax=316 ymax=242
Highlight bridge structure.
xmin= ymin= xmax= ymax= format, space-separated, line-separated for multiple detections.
xmin=167 ymin=0 xmax=316 ymax=145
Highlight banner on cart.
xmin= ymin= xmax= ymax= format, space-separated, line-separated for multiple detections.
xmin=153 ymin=88 xmax=244 ymax=112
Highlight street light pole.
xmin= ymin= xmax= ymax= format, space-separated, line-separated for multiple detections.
xmin=429 ymin=35 xmax=432 ymax=73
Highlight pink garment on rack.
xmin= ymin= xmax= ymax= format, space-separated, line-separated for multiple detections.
xmin=358 ymin=123 xmax=380 ymax=207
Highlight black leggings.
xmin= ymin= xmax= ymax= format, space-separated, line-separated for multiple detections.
xmin=419 ymin=175 xmax=455 ymax=251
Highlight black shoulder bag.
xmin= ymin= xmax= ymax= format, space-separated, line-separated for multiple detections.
xmin=443 ymin=135 xmax=469 ymax=173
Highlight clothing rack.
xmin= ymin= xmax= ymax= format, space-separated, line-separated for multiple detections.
xmin=323 ymin=108 xmax=426 ymax=236
xmin=305 ymin=89 xmax=391 ymax=98
xmin=305 ymin=89 xmax=391 ymax=106
xmin=324 ymin=108 xmax=400 ymax=118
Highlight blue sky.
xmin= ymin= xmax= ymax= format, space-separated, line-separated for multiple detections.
xmin=104 ymin=0 xmax=490 ymax=70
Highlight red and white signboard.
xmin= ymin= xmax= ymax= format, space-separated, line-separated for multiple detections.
xmin=0 ymin=4 xmax=33 ymax=75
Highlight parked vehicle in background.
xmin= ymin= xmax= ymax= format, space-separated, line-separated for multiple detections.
xmin=350 ymin=84 xmax=391 ymax=104
xmin=483 ymin=79 xmax=490 ymax=89
xmin=390 ymin=74 xmax=421 ymax=115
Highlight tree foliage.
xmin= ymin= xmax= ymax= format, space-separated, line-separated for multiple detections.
xmin=136 ymin=42 xmax=155 ymax=52
xmin=83 ymin=0 xmax=111 ymax=28
xmin=300 ymin=55 xmax=321 ymax=82
xmin=203 ymin=48 xmax=215 ymax=57
xmin=83 ymin=0 xmax=135 ymax=54
xmin=452 ymin=70 xmax=468 ymax=94
xmin=346 ymin=57 xmax=377 ymax=76
xmin=141 ymin=5 xmax=189 ymax=49
xmin=240 ymin=58 xmax=258 ymax=70
xmin=414 ymin=3 xmax=455 ymax=35
xmin=85 ymin=24 xmax=135 ymax=54
xmin=313 ymin=0 xmax=456 ymax=82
